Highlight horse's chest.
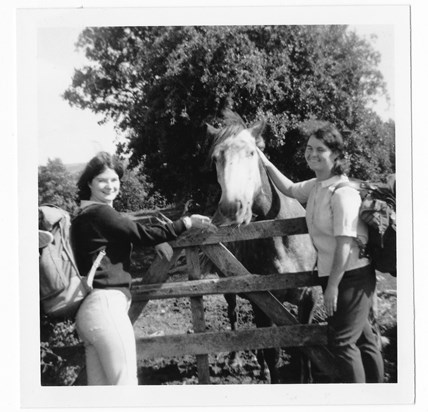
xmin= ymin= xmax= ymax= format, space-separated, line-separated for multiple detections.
xmin=271 ymin=236 xmax=298 ymax=273
xmin=232 ymin=237 xmax=299 ymax=275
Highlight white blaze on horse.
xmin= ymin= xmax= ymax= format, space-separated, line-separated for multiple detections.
xmin=211 ymin=125 xmax=263 ymax=225
xmin=205 ymin=110 xmax=319 ymax=383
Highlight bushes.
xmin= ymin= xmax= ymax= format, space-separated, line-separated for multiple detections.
xmin=40 ymin=315 xmax=81 ymax=386
xmin=38 ymin=159 xmax=78 ymax=213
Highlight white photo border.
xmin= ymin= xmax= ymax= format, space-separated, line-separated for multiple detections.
xmin=17 ymin=3 xmax=413 ymax=409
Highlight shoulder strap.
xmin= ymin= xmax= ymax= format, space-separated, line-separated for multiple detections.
xmin=86 ymin=249 xmax=107 ymax=289
xmin=332 ymin=179 xmax=362 ymax=195
xmin=71 ymin=203 xmax=106 ymax=222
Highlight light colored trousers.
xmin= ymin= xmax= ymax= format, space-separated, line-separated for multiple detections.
xmin=75 ymin=288 xmax=138 ymax=385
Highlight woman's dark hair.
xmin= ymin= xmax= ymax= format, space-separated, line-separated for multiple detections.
xmin=300 ymin=120 xmax=347 ymax=175
xmin=77 ymin=152 xmax=125 ymax=201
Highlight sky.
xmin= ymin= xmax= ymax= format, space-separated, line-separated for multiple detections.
xmin=37 ymin=24 xmax=394 ymax=166
xmin=37 ymin=27 xmax=118 ymax=165
xmin=349 ymin=24 xmax=394 ymax=119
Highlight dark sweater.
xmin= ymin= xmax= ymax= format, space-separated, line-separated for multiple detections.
xmin=71 ymin=203 xmax=186 ymax=295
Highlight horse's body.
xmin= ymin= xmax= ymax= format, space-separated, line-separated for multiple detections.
xmin=206 ymin=111 xmax=317 ymax=383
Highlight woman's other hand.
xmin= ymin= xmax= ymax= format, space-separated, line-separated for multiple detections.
xmin=324 ymin=284 xmax=339 ymax=317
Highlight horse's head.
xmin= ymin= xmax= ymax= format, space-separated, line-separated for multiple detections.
xmin=206 ymin=111 xmax=266 ymax=225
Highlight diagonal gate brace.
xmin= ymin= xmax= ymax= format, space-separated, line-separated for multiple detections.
xmin=201 ymin=243 xmax=340 ymax=381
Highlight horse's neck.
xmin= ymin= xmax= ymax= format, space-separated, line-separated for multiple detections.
xmin=247 ymin=163 xmax=316 ymax=273
xmin=253 ymin=162 xmax=305 ymax=220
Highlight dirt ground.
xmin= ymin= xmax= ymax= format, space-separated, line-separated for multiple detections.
xmin=131 ymin=250 xmax=397 ymax=385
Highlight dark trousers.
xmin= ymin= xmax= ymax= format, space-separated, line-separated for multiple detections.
xmin=319 ymin=265 xmax=384 ymax=383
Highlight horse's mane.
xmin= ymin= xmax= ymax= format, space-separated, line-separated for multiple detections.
xmin=207 ymin=110 xmax=247 ymax=166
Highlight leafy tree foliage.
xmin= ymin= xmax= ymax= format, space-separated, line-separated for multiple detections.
xmin=345 ymin=113 xmax=395 ymax=181
xmin=114 ymin=167 xmax=168 ymax=212
xmin=64 ymin=25 xmax=395 ymax=209
xmin=38 ymin=158 xmax=78 ymax=213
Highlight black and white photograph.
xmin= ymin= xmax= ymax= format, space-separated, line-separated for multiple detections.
xmin=7 ymin=1 xmax=423 ymax=410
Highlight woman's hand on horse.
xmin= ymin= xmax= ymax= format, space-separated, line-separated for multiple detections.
xmin=189 ymin=214 xmax=217 ymax=232
xmin=256 ymin=147 xmax=270 ymax=166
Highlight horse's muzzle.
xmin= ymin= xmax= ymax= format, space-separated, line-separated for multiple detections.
xmin=218 ymin=199 xmax=252 ymax=225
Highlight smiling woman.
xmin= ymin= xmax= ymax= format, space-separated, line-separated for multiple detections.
xmin=305 ymin=137 xmax=338 ymax=178
xmin=257 ymin=120 xmax=384 ymax=383
xmin=76 ymin=151 xmax=124 ymax=204
xmin=88 ymin=168 xmax=121 ymax=206
xmin=304 ymin=122 xmax=346 ymax=180
xmin=70 ymin=151 xmax=214 ymax=385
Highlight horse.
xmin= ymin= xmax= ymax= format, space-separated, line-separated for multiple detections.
xmin=204 ymin=110 xmax=319 ymax=383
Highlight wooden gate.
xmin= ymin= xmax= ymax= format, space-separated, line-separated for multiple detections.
xmin=128 ymin=217 xmax=340 ymax=384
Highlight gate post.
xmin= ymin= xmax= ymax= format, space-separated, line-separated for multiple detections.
xmin=186 ymin=247 xmax=210 ymax=384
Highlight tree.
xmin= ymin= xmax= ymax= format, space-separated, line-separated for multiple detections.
xmin=114 ymin=167 xmax=168 ymax=213
xmin=38 ymin=158 xmax=77 ymax=213
xmin=345 ymin=113 xmax=395 ymax=181
xmin=63 ymin=25 xmax=394 ymax=209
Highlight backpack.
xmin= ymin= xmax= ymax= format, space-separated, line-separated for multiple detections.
xmin=38 ymin=204 xmax=105 ymax=319
xmin=333 ymin=175 xmax=396 ymax=277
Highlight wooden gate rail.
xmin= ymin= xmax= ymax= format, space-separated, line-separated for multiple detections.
xmin=136 ymin=324 xmax=328 ymax=359
xmin=131 ymin=272 xmax=318 ymax=301
xmin=170 ymin=217 xmax=309 ymax=247
xmin=57 ymin=324 xmax=327 ymax=364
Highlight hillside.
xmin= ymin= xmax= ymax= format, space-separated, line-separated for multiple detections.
xmin=64 ymin=163 xmax=85 ymax=178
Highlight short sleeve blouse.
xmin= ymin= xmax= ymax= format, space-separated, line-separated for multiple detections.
xmin=290 ymin=175 xmax=369 ymax=277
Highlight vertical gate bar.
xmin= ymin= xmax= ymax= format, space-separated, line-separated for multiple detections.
xmin=186 ymin=247 xmax=210 ymax=384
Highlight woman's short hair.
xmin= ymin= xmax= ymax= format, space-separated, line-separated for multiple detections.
xmin=300 ymin=120 xmax=347 ymax=175
xmin=77 ymin=152 xmax=125 ymax=201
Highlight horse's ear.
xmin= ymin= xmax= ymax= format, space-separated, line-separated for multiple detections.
xmin=249 ymin=119 xmax=266 ymax=151
xmin=200 ymin=123 xmax=219 ymax=172
xmin=204 ymin=123 xmax=219 ymax=155
xmin=249 ymin=119 xmax=266 ymax=139
xmin=255 ymin=136 xmax=266 ymax=151
xmin=206 ymin=123 xmax=219 ymax=138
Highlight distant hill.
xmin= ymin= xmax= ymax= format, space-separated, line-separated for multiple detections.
xmin=65 ymin=163 xmax=85 ymax=177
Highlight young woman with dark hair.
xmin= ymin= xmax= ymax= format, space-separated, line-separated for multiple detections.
xmin=257 ymin=121 xmax=384 ymax=383
xmin=72 ymin=151 xmax=214 ymax=385
xmin=76 ymin=151 xmax=125 ymax=202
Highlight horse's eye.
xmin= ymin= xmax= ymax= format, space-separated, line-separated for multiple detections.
xmin=250 ymin=150 xmax=255 ymax=157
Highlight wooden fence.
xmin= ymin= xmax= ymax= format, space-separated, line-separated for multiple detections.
xmin=126 ymin=217 xmax=340 ymax=384
xmin=58 ymin=216 xmax=340 ymax=384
